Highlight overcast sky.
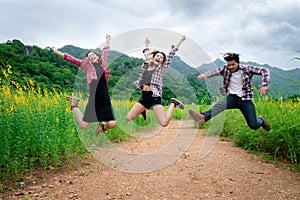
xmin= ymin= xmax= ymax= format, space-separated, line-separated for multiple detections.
xmin=1 ymin=0 xmax=300 ymax=70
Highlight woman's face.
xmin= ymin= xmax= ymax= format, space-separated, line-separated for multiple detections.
xmin=153 ymin=53 xmax=165 ymax=65
xmin=87 ymin=52 xmax=99 ymax=63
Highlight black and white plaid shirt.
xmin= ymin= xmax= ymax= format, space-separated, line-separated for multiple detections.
xmin=134 ymin=47 xmax=178 ymax=97
xmin=204 ymin=64 xmax=270 ymax=100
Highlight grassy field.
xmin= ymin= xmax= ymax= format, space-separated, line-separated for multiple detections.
xmin=1 ymin=64 xmax=299 ymax=180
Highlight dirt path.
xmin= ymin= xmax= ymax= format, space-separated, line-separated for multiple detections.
xmin=4 ymin=120 xmax=300 ymax=200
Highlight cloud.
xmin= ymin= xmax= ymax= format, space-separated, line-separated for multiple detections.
xmin=0 ymin=0 xmax=299 ymax=69
xmin=175 ymin=0 xmax=300 ymax=69
xmin=166 ymin=0 xmax=212 ymax=16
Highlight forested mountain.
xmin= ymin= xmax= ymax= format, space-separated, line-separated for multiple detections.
xmin=0 ymin=40 xmax=208 ymax=105
xmin=0 ymin=40 xmax=78 ymax=90
xmin=1 ymin=39 xmax=298 ymax=106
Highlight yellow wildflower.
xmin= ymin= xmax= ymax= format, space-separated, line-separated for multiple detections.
xmin=52 ymin=88 xmax=61 ymax=100
xmin=21 ymin=96 xmax=26 ymax=104
xmin=7 ymin=67 xmax=12 ymax=74
xmin=44 ymin=90 xmax=48 ymax=99
xmin=14 ymin=95 xmax=21 ymax=104
xmin=264 ymin=95 xmax=269 ymax=100
xmin=2 ymin=86 xmax=11 ymax=98
xmin=65 ymin=107 xmax=71 ymax=114
xmin=10 ymin=105 xmax=14 ymax=112
xmin=12 ymin=80 xmax=16 ymax=84
xmin=29 ymin=79 xmax=34 ymax=86
xmin=2 ymin=70 xmax=8 ymax=79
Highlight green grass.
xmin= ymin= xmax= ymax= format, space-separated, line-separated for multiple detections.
xmin=222 ymin=95 xmax=300 ymax=165
xmin=1 ymin=64 xmax=299 ymax=181
xmin=0 ymin=85 xmax=85 ymax=179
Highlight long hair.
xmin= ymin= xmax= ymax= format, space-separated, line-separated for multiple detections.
xmin=147 ymin=50 xmax=166 ymax=64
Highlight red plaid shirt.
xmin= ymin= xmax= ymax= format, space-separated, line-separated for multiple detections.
xmin=135 ymin=47 xmax=178 ymax=97
xmin=204 ymin=64 xmax=270 ymax=100
xmin=64 ymin=46 xmax=110 ymax=87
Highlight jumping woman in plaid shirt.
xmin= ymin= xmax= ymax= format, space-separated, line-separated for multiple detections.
xmin=126 ymin=35 xmax=186 ymax=127
xmin=52 ymin=34 xmax=116 ymax=135
xmin=189 ymin=53 xmax=271 ymax=131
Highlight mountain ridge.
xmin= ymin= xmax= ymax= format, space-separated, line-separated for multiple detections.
xmin=0 ymin=39 xmax=299 ymax=102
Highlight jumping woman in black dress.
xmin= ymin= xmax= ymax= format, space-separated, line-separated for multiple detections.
xmin=52 ymin=34 xmax=116 ymax=135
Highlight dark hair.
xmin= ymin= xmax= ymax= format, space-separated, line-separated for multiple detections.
xmin=152 ymin=51 xmax=166 ymax=63
xmin=223 ymin=52 xmax=240 ymax=62
xmin=85 ymin=51 xmax=101 ymax=58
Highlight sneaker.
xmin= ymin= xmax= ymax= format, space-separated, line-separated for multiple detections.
xmin=170 ymin=98 xmax=185 ymax=109
xmin=140 ymin=110 xmax=147 ymax=120
xmin=259 ymin=116 xmax=270 ymax=131
xmin=95 ymin=122 xmax=107 ymax=136
xmin=188 ymin=109 xmax=205 ymax=126
xmin=66 ymin=96 xmax=80 ymax=110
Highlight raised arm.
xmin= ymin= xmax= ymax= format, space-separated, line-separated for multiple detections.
xmin=101 ymin=34 xmax=111 ymax=67
xmin=145 ymin=37 xmax=150 ymax=48
xmin=163 ymin=35 xmax=186 ymax=69
xmin=175 ymin=35 xmax=186 ymax=49
xmin=51 ymin=46 xmax=64 ymax=58
xmin=198 ymin=66 xmax=225 ymax=80
xmin=143 ymin=37 xmax=152 ymax=61
xmin=51 ymin=46 xmax=82 ymax=67
xmin=105 ymin=34 xmax=111 ymax=47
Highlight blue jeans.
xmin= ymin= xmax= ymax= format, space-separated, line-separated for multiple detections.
xmin=202 ymin=94 xmax=263 ymax=130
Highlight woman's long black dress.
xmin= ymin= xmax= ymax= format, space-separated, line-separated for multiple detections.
xmin=82 ymin=64 xmax=115 ymax=122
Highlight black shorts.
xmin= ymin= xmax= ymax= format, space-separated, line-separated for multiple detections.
xmin=138 ymin=91 xmax=162 ymax=109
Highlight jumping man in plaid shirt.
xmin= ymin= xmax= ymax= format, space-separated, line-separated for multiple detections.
xmin=189 ymin=53 xmax=271 ymax=131
xmin=126 ymin=35 xmax=186 ymax=127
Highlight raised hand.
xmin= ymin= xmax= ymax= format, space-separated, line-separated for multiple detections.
xmin=197 ymin=74 xmax=206 ymax=80
xmin=175 ymin=35 xmax=186 ymax=49
xmin=145 ymin=37 xmax=150 ymax=47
